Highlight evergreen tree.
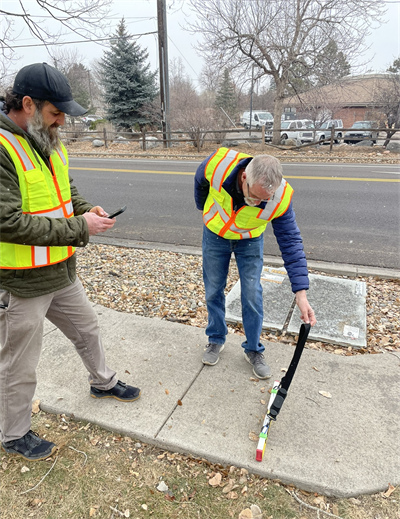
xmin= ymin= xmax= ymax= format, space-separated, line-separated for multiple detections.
xmin=314 ymin=40 xmax=351 ymax=86
xmin=286 ymin=61 xmax=314 ymax=95
xmin=387 ymin=57 xmax=400 ymax=73
xmin=99 ymin=18 xmax=158 ymax=130
xmin=67 ymin=63 xmax=91 ymax=111
xmin=215 ymin=68 xmax=237 ymax=119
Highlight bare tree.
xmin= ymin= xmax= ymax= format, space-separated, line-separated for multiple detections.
xmin=291 ymin=85 xmax=346 ymax=128
xmin=169 ymin=57 xmax=200 ymax=130
xmin=375 ymin=73 xmax=400 ymax=147
xmin=169 ymin=58 xmax=221 ymax=147
xmin=0 ymin=0 xmax=112 ymax=78
xmin=187 ymin=0 xmax=385 ymax=144
xmin=199 ymin=57 xmax=221 ymax=93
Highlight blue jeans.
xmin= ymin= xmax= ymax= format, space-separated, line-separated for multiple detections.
xmin=202 ymin=225 xmax=265 ymax=353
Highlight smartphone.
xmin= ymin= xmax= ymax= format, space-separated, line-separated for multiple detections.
xmin=107 ymin=205 xmax=127 ymax=218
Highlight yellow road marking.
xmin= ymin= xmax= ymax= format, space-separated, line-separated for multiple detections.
xmin=69 ymin=167 xmax=400 ymax=182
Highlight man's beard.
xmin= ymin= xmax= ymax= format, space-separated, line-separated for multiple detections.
xmin=27 ymin=109 xmax=61 ymax=156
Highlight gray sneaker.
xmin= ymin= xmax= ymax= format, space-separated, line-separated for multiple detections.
xmin=244 ymin=351 xmax=272 ymax=379
xmin=202 ymin=343 xmax=225 ymax=366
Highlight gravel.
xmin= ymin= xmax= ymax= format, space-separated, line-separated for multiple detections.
xmin=77 ymin=244 xmax=400 ymax=357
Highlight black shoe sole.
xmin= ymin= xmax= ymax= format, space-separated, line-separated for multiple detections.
xmin=90 ymin=390 xmax=141 ymax=402
xmin=1 ymin=444 xmax=57 ymax=461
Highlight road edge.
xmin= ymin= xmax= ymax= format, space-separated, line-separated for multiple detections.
xmin=89 ymin=236 xmax=400 ymax=281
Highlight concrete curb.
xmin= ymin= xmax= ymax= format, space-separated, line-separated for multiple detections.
xmin=90 ymin=236 xmax=400 ymax=281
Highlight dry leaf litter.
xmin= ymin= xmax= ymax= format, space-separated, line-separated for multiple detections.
xmin=77 ymin=244 xmax=400 ymax=356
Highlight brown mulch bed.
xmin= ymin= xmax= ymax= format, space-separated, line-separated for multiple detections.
xmin=65 ymin=139 xmax=399 ymax=164
xmin=77 ymin=244 xmax=400 ymax=357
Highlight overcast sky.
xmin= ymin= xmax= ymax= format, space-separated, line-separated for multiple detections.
xmin=3 ymin=0 xmax=400 ymax=89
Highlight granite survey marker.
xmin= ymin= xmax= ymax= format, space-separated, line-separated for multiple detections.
xmin=225 ymin=266 xmax=367 ymax=348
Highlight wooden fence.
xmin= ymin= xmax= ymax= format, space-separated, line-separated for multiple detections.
xmin=61 ymin=125 xmax=399 ymax=153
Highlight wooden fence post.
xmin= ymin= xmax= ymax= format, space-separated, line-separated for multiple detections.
xmin=103 ymin=128 xmax=108 ymax=148
xmin=141 ymin=130 xmax=146 ymax=151
xmin=196 ymin=129 xmax=201 ymax=152
xmin=261 ymin=125 xmax=265 ymax=151
xmin=329 ymin=127 xmax=335 ymax=152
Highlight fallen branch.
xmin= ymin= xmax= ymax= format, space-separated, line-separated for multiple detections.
xmin=291 ymin=491 xmax=344 ymax=519
xmin=386 ymin=351 xmax=400 ymax=362
xmin=19 ymin=456 xmax=58 ymax=495
xmin=306 ymin=397 xmax=321 ymax=407
xmin=109 ymin=506 xmax=125 ymax=517
xmin=69 ymin=446 xmax=88 ymax=466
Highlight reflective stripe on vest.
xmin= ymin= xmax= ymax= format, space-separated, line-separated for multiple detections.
xmin=203 ymin=148 xmax=293 ymax=240
xmin=0 ymin=129 xmax=75 ymax=269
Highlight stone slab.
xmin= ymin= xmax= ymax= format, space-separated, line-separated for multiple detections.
xmin=288 ymin=275 xmax=367 ymax=348
xmin=226 ymin=266 xmax=294 ymax=331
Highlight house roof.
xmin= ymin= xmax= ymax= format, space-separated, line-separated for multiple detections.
xmin=283 ymin=73 xmax=397 ymax=108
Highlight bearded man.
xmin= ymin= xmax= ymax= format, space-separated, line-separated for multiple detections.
xmin=0 ymin=63 xmax=141 ymax=462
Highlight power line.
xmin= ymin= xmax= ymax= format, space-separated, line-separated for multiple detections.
xmin=3 ymin=15 xmax=155 ymax=20
xmin=5 ymin=32 xmax=158 ymax=50
xmin=167 ymin=34 xmax=201 ymax=81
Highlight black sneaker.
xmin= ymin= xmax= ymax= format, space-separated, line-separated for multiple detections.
xmin=1 ymin=430 xmax=56 ymax=461
xmin=90 ymin=380 xmax=141 ymax=402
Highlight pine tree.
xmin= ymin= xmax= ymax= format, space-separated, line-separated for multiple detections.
xmin=215 ymin=68 xmax=237 ymax=119
xmin=99 ymin=18 xmax=158 ymax=130
xmin=387 ymin=57 xmax=400 ymax=73
xmin=314 ymin=40 xmax=351 ymax=86
xmin=67 ymin=63 xmax=91 ymax=111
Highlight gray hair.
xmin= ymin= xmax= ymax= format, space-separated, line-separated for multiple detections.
xmin=246 ymin=155 xmax=283 ymax=191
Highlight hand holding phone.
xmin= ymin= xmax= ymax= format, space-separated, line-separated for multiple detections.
xmin=107 ymin=205 xmax=127 ymax=218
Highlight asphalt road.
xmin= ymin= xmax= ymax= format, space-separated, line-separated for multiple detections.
xmin=69 ymin=158 xmax=400 ymax=269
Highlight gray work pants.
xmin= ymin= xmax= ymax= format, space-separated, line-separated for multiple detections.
xmin=0 ymin=277 xmax=117 ymax=443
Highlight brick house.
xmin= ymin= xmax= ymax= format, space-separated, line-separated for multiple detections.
xmin=283 ymin=73 xmax=395 ymax=128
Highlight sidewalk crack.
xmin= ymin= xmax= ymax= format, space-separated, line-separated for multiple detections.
xmin=154 ymin=363 xmax=205 ymax=438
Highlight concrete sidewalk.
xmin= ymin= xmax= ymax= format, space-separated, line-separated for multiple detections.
xmin=36 ymin=305 xmax=400 ymax=498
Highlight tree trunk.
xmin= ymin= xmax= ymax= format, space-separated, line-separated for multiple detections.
xmin=272 ymin=79 xmax=286 ymax=145
xmin=383 ymin=129 xmax=397 ymax=148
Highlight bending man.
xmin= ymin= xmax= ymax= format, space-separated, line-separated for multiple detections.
xmin=194 ymin=148 xmax=316 ymax=379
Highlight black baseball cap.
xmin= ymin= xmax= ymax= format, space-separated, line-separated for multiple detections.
xmin=13 ymin=62 xmax=87 ymax=117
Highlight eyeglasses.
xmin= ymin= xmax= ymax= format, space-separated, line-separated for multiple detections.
xmin=246 ymin=182 xmax=275 ymax=203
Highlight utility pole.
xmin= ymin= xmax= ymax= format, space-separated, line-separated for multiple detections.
xmin=249 ymin=64 xmax=255 ymax=136
xmin=87 ymin=69 xmax=93 ymax=110
xmin=157 ymin=0 xmax=170 ymax=148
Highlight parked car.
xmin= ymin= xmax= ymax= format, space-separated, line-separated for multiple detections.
xmin=316 ymin=119 xmax=344 ymax=144
xmin=276 ymin=119 xmax=315 ymax=144
xmin=81 ymin=115 xmax=103 ymax=125
xmin=343 ymin=121 xmax=379 ymax=144
xmin=241 ymin=111 xmax=273 ymax=130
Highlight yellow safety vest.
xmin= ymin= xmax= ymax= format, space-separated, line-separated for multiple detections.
xmin=203 ymin=148 xmax=294 ymax=239
xmin=0 ymin=129 xmax=76 ymax=269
